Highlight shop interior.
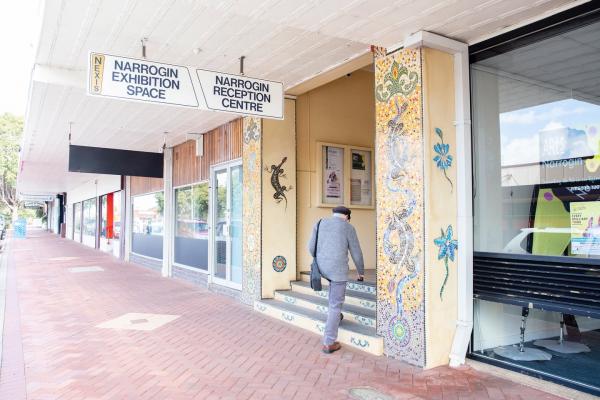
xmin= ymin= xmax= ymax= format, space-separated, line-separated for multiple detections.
xmin=471 ymin=20 xmax=600 ymax=393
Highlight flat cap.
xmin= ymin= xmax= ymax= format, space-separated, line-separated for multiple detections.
xmin=332 ymin=206 xmax=351 ymax=217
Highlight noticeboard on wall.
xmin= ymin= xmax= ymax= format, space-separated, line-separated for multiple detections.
xmin=317 ymin=142 xmax=373 ymax=209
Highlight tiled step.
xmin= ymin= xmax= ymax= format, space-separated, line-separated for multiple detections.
xmin=290 ymin=281 xmax=376 ymax=311
xmin=254 ymin=299 xmax=383 ymax=355
xmin=298 ymin=271 xmax=376 ymax=295
xmin=274 ymin=290 xmax=376 ymax=328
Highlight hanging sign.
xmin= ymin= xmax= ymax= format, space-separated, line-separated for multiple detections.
xmin=87 ymin=52 xmax=284 ymax=119
xmin=196 ymin=69 xmax=284 ymax=119
xmin=87 ymin=52 xmax=199 ymax=108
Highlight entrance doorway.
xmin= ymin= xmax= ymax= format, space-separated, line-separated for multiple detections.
xmin=211 ymin=161 xmax=243 ymax=289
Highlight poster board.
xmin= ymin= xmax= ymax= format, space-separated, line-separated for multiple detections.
xmin=571 ymin=201 xmax=600 ymax=256
xmin=317 ymin=142 xmax=373 ymax=208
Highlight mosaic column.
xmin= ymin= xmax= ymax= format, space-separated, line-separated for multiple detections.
xmin=375 ymin=49 xmax=426 ymax=366
xmin=375 ymin=47 xmax=459 ymax=367
xmin=241 ymin=117 xmax=262 ymax=305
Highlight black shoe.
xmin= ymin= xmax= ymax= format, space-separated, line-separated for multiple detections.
xmin=340 ymin=313 xmax=344 ymax=322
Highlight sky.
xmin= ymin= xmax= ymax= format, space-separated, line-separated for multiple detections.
xmin=500 ymin=98 xmax=600 ymax=166
xmin=0 ymin=1 xmax=42 ymax=117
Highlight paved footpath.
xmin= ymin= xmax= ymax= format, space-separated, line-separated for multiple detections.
xmin=0 ymin=231 xmax=562 ymax=400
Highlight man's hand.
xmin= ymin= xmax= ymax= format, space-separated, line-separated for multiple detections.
xmin=357 ymin=274 xmax=364 ymax=282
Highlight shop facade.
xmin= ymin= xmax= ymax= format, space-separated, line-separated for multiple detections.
xmin=468 ymin=3 xmax=600 ymax=395
xmin=22 ymin=1 xmax=600 ymax=396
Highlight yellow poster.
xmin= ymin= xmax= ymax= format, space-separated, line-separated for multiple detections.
xmin=570 ymin=201 xmax=600 ymax=255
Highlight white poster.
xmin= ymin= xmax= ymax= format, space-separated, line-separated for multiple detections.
xmin=350 ymin=149 xmax=372 ymax=206
xmin=196 ymin=69 xmax=284 ymax=119
xmin=323 ymin=146 xmax=344 ymax=204
xmin=87 ymin=52 xmax=199 ymax=108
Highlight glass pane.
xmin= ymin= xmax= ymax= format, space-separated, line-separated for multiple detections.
xmin=230 ymin=166 xmax=243 ymax=283
xmin=174 ymin=183 xmax=209 ymax=270
xmin=132 ymin=192 xmax=164 ymax=259
xmin=112 ymin=192 xmax=121 ymax=258
xmin=214 ymin=171 xmax=228 ymax=279
xmin=472 ymin=26 xmax=600 ymax=259
xmin=73 ymin=202 xmax=81 ymax=241
xmin=471 ymin=20 xmax=600 ymax=393
xmin=100 ymin=195 xmax=107 ymax=239
xmin=350 ymin=149 xmax=372 ymax=206
xmin=82 ymin=198 xmax=96 ymax=247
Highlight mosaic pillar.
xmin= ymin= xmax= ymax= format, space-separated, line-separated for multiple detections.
xmin=375 ymin=49 xmax=426 ymax=366
xmin=241 ymin=117 xmax=262 ymax=305
xmin=375 ymin=47 xmax=458 ymax=367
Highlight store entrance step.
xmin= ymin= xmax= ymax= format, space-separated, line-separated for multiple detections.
xmin=298 ymin=271 xmax=376 ymax=295
xmin=254 ymin=298 xmax=383 ymax=355
xmin=290 ymin=280 xmax=376 ymax=311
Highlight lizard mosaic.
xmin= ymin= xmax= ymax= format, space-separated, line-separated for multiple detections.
xmin=265 ymin=157 xmax=292 ymax=209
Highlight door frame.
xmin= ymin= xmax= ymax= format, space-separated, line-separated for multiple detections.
xmin=209 ymin=159 xmax=243 ymax=291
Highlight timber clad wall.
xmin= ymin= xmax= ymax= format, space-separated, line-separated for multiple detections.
xmin=173 ymin=118 xmax=243 ymax=187
xmin=128 ymin=118 xmax=242 ymax=194
xmin=130 ymin=176 xmax=163 ymax=196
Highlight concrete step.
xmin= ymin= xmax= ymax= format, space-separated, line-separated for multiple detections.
xmin=290 ymin=281 xmax=376 ymax=311
xmin=254 ymin=299 xmax=383 ymax=355
xmin=274 ymin=290 xmax=376 ymax=328
xmin=298 ymin=271 xmax=376 ymax=295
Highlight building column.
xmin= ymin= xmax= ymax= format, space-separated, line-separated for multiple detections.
xmin=241 ymin=117 xmax=263 ymax=305
xmin=162 ymin=147 xmax=174 ymax=278
xmin=124 ymin=175 xmax=132 ymax=262
xmin=374 ymin=32 xmax=472 ymax=368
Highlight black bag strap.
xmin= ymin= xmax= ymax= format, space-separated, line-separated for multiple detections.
xmin=314 ymin=219 xmax=322 ymax=257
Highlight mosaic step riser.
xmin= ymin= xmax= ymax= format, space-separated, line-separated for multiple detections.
xmin=290 ymin=283 xmax=377 ymax=311
xmin=299 ymin=274 xmax=376 ymax=295
xmin=254 ymin=301 xmax=383 ymax=356
xmin=273 ymin=292 xmax=376 ymax=328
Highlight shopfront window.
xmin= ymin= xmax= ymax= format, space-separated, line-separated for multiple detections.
xmin=132 ymin=192 xmax=164 ymax=259
xmin=472 ymin=20 xmax=600 ymax=393
xmin=174 ymin=183 xmax=209 ymax=270
xmin=100 ymin=192 xmax=122 ymax=258
xmin=73 ymin=202 xmax=82 ymax=242
xmin=82 ymin=198 xmax=97 ymax=248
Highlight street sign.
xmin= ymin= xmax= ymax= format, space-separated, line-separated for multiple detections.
xmin=87 ymin=52 xmax=199 ymax=108
xmin=87 ymin=52 xmax=284 ymax=119
xmin=196 ymin=69 xmax=284 ymax=119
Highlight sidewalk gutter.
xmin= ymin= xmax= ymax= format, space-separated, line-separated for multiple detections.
xmin=0 ymin=239 xmax=7 ymax=369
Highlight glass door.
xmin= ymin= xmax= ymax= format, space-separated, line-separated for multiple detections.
xmin=211 ymin=161 xmax=243 ymax=288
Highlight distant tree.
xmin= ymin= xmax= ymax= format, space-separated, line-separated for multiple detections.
xmin=0 ymin=113 xmax=23 ymax=221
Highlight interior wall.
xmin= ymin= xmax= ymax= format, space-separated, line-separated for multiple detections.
xmin=296 ymin=69 xmax=376 ymax=273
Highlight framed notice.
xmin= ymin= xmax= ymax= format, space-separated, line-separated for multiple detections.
xmin=350 ymin=148 xmax=373 ymax=207
xmin=321 ymin=145 xmax=344 ymax=204
xmin=317 ymin=142 xmax=374 ymax=209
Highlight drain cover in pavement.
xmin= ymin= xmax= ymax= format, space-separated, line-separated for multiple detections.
xmin=348 ymin=387 xmax=395 ymax=400
xmin=96 ymin=313 xmax=180 ymax=331
xmin=68 ymin=266 xmax=104 ymax=273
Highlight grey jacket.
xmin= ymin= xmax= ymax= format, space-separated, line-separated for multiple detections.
xmin=308 ymin=216 xmax=365 ymax=282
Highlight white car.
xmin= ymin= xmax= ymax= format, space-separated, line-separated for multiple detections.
xmin=502 ymin=227 xmax=573 ymax=254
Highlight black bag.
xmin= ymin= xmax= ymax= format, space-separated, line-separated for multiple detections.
xmin=310 ymin=219 xmax=323 ymax=291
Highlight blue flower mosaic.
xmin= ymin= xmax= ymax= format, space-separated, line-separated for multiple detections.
xmin=433 ymin=128 xmax=453 ymax=192
xmin=434 ymin=225 xmax=458 ymax=300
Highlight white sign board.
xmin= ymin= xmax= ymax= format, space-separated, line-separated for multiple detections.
xmin=87 ymin=52 xmax=284 ymax=119
xmin=196 ymin=69 xmax=284 ymax=119
xmin=88 ymin=53 xmax=199 ymax=108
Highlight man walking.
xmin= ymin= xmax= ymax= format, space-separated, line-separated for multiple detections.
xmin=308 ymin=206 xmax=364 ymax=354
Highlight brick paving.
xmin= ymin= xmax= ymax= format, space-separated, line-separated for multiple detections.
xmin=0 ymin=231 xmax=563 ymax=400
